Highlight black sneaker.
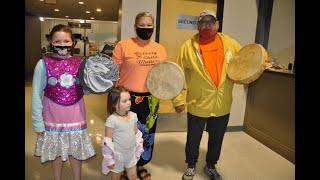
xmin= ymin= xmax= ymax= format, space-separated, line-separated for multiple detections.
xmin=203 ymin=165 xmax=222 ymax=180
xmin=182 ymin=166 xmax=196 ymax=180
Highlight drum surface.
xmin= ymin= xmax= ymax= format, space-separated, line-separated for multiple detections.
xmin=79 ymin=53 xmax=118 ymax=94
xmin=227 ymin=43 xmax=268 ymax=84
xmin=146 ymin=61 xmax=185 ymax=100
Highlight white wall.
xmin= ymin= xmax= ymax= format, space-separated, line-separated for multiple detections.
xmin=268 ymin=0 xmax=295 ymax=68
xmin=223 ymin=0 xmax=258 ymax=45
xmin=223 ymin=0 xmax=259 ymax=127
xmin=120 ymin=0 xmax=158 ymax=40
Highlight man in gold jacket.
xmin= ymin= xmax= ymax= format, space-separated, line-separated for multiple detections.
xmin=172 ymin=9 xmax=241 ymax=180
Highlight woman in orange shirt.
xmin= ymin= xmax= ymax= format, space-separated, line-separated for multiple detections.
xmin=112 ymin=11 xmax=167 ymax=180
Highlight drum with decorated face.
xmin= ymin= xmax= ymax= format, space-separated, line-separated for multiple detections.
xmin=79 ymin=53 xmax=119 ymax=94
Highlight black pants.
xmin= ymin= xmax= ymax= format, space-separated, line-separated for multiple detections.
xmin=130 ymin=91 xmax=159 ymax=167
xmin=185 ymin=112 xmax=229 ymax=167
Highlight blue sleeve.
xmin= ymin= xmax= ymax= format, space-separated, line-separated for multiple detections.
xmin=83 ymin=88 xmax=91 ymax=95
xmin=31 ymin=59 xmax=47 ymax=132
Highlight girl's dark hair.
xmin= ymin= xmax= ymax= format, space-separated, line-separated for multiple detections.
xmin=49 ymin=24 xmax=75 ymax=43
xmin=107 ymin=86 xmax=129 ymax=115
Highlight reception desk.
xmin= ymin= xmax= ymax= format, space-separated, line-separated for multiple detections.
xmin=243 ymin=70 xmax=295 ymax=164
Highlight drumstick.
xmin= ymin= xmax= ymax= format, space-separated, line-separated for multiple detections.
xmin=175 ymin=100 xmax=196 ymax=113
xmin=186 ymin=99 xmax=196 ymax=106
xmin=179 ymin=100 xmax=196 ymax=112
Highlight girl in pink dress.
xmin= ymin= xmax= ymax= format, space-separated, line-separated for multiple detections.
xmin=31 ymin=24 xmax=96 ymax=180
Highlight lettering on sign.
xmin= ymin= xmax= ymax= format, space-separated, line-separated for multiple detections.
xmin=176 ymin=15 xmax=198 ymax=30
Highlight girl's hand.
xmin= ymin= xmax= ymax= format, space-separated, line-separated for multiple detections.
xmin=108 ymin=163 xmax=115 ymax=170
xmin=37 ymin=132 xmax=45 ymax=136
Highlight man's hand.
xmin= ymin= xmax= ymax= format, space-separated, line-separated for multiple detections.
xmin=174 ymin=105 xmax=185 ymax=113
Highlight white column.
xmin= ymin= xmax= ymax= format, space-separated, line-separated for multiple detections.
xmin=119 ymin=0 xmax=158 ymax=40
xmin=223 ymin=0 xmax=258 ymax=127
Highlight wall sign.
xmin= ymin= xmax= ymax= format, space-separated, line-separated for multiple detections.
xmin=176 ymin=15 xmax=198 ymax=30
xmin=68 ymin=22 xmax=91 ymax=29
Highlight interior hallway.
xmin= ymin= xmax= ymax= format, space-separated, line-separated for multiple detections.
xmin=25 ymin=80 xmax=295 ymax=180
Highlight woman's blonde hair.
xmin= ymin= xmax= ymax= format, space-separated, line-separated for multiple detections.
xmin=135 ymin=11 xmax=154 ymax=26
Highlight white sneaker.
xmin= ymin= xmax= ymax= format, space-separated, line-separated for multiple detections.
xmin=182 ymin=166 xmax=196 ymax=180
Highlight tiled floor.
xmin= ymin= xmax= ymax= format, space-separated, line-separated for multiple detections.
xmin=25 ymin=81 xmax=295 ymax=180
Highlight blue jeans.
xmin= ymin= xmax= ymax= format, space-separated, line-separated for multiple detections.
xmin=185 ymin=112 xmax=229 ymax=167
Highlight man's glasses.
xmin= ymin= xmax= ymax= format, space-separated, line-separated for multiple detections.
xmin=199 ymin=20 xmax=215 ymax=26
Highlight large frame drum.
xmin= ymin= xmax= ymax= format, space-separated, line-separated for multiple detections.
xmin=146 ymin=61 xmax=185 ymax=100
xmin=79 ymin=53 xmax=119 ymax=94
xmin=227 ymin=43 xmax=268 ymax=84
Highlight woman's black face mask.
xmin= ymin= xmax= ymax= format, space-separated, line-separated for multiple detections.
xmin=136 ymin=27 xmax=154 ymax=40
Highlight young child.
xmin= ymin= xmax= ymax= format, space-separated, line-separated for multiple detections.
xmin=101 ymin=86 xmax=144 ymax=180
xmin=31 ymin=24 xmax=96 ymax=180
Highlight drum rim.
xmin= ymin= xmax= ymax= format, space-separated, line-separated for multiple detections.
xmin=79 ymin=57 xmax=92 ymax=92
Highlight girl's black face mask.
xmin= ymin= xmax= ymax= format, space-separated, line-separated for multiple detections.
xmin=52 ymin=45 xmax=72 ymax=56
xmin=136 ymin=27 xmax=154 ymax=40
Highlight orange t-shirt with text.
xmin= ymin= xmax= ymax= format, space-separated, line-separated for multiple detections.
xmin=112 ymin=38 xmax=167 ymax=93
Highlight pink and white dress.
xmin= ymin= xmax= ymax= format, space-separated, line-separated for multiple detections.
xmin=34 ymin=56 xmax=96 ymax=163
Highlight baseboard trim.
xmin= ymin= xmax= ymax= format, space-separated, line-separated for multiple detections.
xmin=156 ymin=113 xmax=243 ymax=132
xmin=226 ymin=126 xmax=243 ymax=132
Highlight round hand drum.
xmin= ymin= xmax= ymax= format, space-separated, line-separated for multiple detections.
xmin=79 ymin=53 xmax=119 ymax=94
xmin=146 ymin=61 xmax=185 ymax=100
xmin=227 ymin=43 xmax=268 ymax=84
